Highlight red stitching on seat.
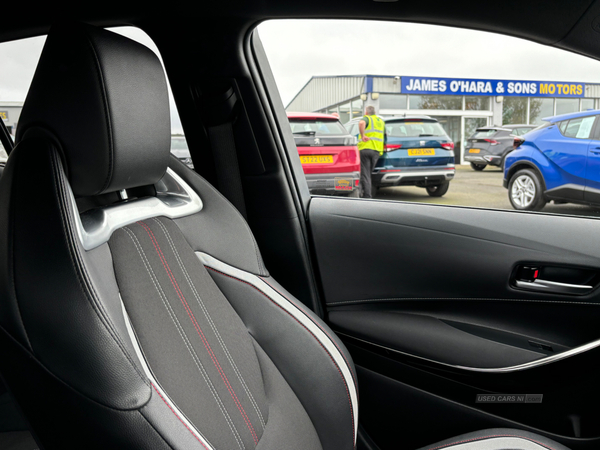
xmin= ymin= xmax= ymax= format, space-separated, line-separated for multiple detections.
xmin=206 ymin=266 xmax=356 ymax=448
xmin=424 ymin=433 xmax=557 ymax=450
xmin=138 ymin=221 xmax=259 ymax=446
xmin=151 ymin=382 xmax=210 ymax=450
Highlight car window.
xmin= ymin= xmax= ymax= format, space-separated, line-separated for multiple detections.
xmin=346 ymin=122 xmax=358 ymax=136
xmin=257 ymin=19 xmax=600 ymax=216
xmin=0 ymin=34 xmax=44 ymax=160
xmin=290 ymin=119 xmax=348 ymax=135
xmin=0 ymin=27 xmax=190 ymax=170
xmin=386 ymin=121 xmax=447 ymax=137
xmin=560 ymin=116 xmax=596 ymax=139
xmin=471 ymin=129 xmax=498 ymax=139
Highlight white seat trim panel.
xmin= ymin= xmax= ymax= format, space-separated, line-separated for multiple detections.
xmin=120 ymin=299 xmax=216 ymax=450
xmin=196 ymin=252 xmax=359 ymax=444
xmin=425 ymin=436 xmax=560 ymax=450
xmin=69 ymin=168 xmax=203 ymax=251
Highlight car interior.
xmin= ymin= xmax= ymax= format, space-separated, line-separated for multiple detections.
xmin=0 ymin=3 xmax=600 ymax=450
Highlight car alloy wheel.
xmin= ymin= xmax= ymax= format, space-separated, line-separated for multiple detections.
xmin=508 ymin=169 xmax=546 ymax=211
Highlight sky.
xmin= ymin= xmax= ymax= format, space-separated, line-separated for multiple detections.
xmin=3 ymin=20 xmax=600 ymax=131
xmin=257 ymin=19 xmax=600 ymax=107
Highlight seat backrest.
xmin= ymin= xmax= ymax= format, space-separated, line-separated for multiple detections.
xmin=0 ymin=23 xmax=357 ymax=450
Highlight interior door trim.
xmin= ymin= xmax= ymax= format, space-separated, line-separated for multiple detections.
xmin=336 ymin=331 xmax=600 ymax=373
xmin=327 ymin=297 xmax=600 ymax=306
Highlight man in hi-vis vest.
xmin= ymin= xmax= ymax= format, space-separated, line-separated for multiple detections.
xmin=358 ymin=106 xmax=385 ymax=198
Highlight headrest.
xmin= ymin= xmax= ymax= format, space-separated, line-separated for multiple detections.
xmin=16 ymin=23 xmax=171 ymax=197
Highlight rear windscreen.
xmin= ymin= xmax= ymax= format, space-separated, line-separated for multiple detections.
xmin=386 ymin=121 xmax=447 ymax=138
xmin=471 ymin=129 xmax=499 ymax=139
xmin=290 ymin=119 xmax=348 ymax=136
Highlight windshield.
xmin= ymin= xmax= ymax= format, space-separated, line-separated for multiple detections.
xmin=290 ymin=119 xmax=348 ymax=136
xmin=386 ymin=121 xmax=447 ymax=137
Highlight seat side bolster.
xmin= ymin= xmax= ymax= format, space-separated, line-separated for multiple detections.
xmin=170 ymin=156 xmax=268 ymax=277
xmin=0 ymin=139 xmax=151 ymax=410
xmin=199 ymin=252 xmax=357 ymax=450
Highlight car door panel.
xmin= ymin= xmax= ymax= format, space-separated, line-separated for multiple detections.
xmin=310 ymin=197 xmax=600 ymax=305
xmin=308 ymin=196 xmax=600 ymax=449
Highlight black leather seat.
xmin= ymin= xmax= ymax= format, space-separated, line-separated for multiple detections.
xmin=0 ymin=22 xmax=570 ymax=450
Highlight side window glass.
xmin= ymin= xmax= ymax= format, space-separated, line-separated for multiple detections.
xmin=258 ymin=19 xmax=600 ymax=217
xmin=560 ymin=117 xmax=595 ymax=139
xmin=559 ymin=121 xmax=568 ymax=134
xmin=0 ymin=35 xmax=46 ymax=164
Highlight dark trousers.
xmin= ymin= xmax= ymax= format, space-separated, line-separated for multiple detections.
xmin=360 ymin=149 xmax=380 ymax=198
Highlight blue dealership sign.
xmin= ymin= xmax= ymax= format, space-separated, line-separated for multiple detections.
xmin=401 ymin=76 xmax=584 ymax=97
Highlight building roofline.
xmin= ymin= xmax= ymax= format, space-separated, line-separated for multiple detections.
xmin=285 ymin=75 xmax=369 ymax=109
xmin=0 ymin=101 xmax=24 ymax=106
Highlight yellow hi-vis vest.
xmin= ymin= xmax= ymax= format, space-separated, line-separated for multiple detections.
xmin=358 ymin=115 xmax=385 ymax=155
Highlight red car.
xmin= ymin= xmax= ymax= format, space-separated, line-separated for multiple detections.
xmin=287 ymin=112 xmax=360 ymax=196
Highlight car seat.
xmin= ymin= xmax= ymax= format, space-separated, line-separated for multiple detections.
xmin=0 ymin=22 xmax=570 ymax=450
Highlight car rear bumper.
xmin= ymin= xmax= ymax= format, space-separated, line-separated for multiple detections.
xmin=374 ymin=165 xmax=455 ymax=187
xmin=305 ymin=171 xmax=360 ymax=193
xmin=464 ymin=154 xmax=502 ymax=166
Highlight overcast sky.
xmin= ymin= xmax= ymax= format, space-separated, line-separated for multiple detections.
xmin=257 ymin=20 xmax=600 ymax=107
xmin=3 ymin=20 xmax=600 ymax=131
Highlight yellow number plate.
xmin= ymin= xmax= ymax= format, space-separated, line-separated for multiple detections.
xmin=469 ymin=149 xmax=481 ymax=153
xmin=407 ymin=148 xmax=435 ymax=156
xmin=300 ymin=155 xmax=333 ymax=164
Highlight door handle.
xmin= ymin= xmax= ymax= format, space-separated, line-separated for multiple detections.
xmin=513 ymin=264 xmax=598 ymax=295
xmin=515 ymin=278 xmax=593 ymax=295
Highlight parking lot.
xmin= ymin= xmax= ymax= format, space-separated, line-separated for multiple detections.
xmin=374 ymin=164 xmax=600 ymax=218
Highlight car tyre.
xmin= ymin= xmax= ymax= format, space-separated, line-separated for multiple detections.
xmin=470 ymin=162 xmax=486 ymax=171
xmin=426 ymin=181 xmax=450 ymax=197
xmin=508 ymin=169 xmax=546 ymax=211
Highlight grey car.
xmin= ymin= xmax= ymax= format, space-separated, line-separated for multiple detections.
xmin=464 ymin=124 xmax=536 ymax=170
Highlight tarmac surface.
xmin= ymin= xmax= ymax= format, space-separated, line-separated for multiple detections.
xmin=374 ymin=164 xmax=600 ymax=219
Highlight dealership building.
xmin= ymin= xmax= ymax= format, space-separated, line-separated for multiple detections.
xmin=0 ymin=102 xmax=22 ymax=162
xmin=0 ymin=101 xmax=23 ymax=136
xmin=286 ymin=75 xmax=600 ymax=164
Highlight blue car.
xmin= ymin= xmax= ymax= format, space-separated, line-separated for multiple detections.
xmin=346 ymin=115 xmax=455 ymax=196
xmin=504 ymin=110 xmax=600 ymax=211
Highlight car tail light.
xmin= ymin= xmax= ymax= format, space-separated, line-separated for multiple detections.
xmin=484 ymin=139 xmax=499 ymax=145
xmin=441 ymin=142 xmax=454 ymax=150
xmin=385 ymin=144 xmax=402 ymax=151
xmin=354 ymin=179 xmax=359 ymax=186
xmin=513 ymin=137 xmax=525 ymax=149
